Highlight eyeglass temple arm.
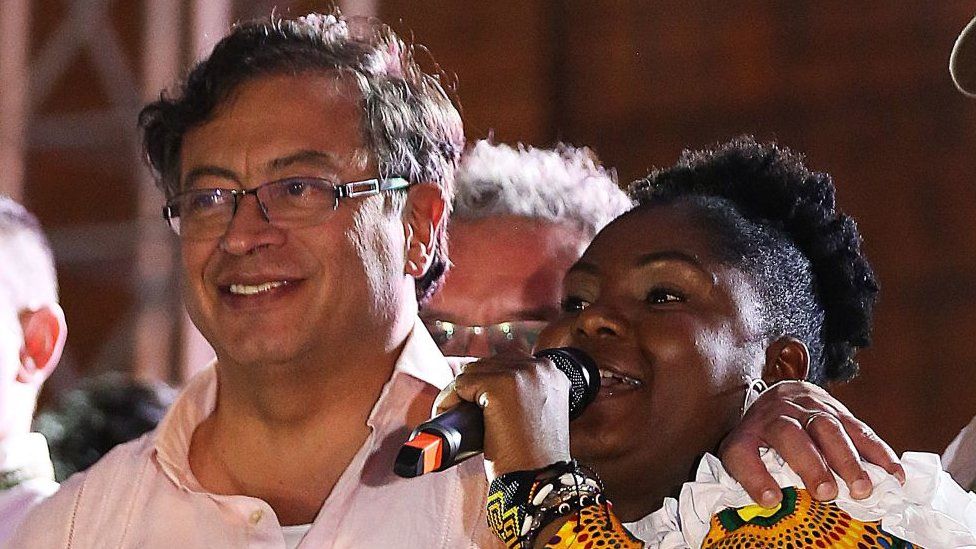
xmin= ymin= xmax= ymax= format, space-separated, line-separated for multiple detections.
xmin=337 ymin=177 xmax=411 ymax=198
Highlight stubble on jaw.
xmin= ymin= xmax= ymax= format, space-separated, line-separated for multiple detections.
xmin=347 ymin=195 xmax=406 ymax=325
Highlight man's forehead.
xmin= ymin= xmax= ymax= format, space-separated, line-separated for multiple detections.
xmin=177 ymin=74 xmax=374 ymax=185
xmin=180 ymin=148 xmax=371 ymax=188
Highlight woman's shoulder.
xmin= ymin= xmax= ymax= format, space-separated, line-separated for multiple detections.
xmin=657 ymin=450 xmax=976 ymax=548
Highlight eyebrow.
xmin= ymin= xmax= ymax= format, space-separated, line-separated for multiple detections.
xmin=183 ymin=166 xmax=240 ymax=189
xmin=267 ymin=150 xmax=342 ymax=172
xmin=636 ymin=250 xmax=705 ymax=269
xmin=181 ymin=150 xmax=344 ymax=190
xmin=567 ymin=262 xmax=599 ymax=276
xmin=636 ymin=250 xmax=715 ymax=281
xmin=568 ymin=250 xmax=714 ymax=280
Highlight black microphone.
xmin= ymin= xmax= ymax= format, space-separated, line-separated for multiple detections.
xmin=393 ymin=347 xmax=600 ymax=478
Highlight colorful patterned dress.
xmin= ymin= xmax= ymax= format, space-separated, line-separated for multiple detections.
xmin=537 ymin=452 xmax=975 ymax=548
xmin=702 ymin=487 xmax=917 ymax=548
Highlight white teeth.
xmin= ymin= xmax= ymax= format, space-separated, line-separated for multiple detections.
xmin=228 ymin=281 xmax=287 ymax=295
xmin=598 ymin=369 xmax=642 ymax=387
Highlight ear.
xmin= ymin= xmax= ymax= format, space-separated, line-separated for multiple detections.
xmin=17 ymin=304 xmax=66 ymax=385
xmin=402 ymin=182 xmax=446 ymax=278
xmin=761 ymin=336 xmax=809 ymax=384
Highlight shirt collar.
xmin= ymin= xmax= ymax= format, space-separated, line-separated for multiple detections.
xmin=152 ymin=316 xmax=457 ymax=488
xmin=153 ymin=362 xmax=218 ymax=489
xmin=363 ymin=317 xmax=455 ymax=432
xmin=392 ymin=317 xmax=456 ymax=390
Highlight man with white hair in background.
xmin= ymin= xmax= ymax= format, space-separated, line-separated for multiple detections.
xmin=0 ymin=196 xmax=66 ymax=543
xmin=421 ymin=140 xmax=632 ymax=357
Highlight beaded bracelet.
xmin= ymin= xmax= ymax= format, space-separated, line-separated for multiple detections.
xmin=487 ymin=460 xmax=606 ymax=549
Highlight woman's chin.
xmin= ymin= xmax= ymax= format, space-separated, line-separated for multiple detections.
xmin=569 ymin=400 xmax=640 ymax=462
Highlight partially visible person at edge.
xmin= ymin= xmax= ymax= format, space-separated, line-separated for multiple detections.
xmin=429 ymin=139 xmax=907 ymax=517
xmin=33 ymin=372 xmax=176 ymax=481
xmin=0 ymin=196 xmax=66 ymax=545
xmin=441 ymin=137 xmax=976 ymax=548
xmin=10 ymin=12 xmax=499 ymax=548
xmin=941 ymin=12 xmax=976 ymax=492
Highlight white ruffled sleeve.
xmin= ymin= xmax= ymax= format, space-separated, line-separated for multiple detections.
xmin=643 ymin=450 xmax=976 ymax=548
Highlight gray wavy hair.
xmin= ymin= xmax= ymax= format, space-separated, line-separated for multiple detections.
xmin=138 ymin=11 xmax=463 ymax=304
xmin=452 ymin=140 xmax=632 ymax=237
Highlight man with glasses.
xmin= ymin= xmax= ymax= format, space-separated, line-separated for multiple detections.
xmin=422 ymin=140 xmax=632 ymax=358
xmin=12 ymin=12 xmax=495 ymax=548
xmin=0 ymin=197 xmax=65 ymax=545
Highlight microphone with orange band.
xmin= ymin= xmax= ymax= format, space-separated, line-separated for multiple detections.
xmin=394 ymin=347 xmax=600 ymax=478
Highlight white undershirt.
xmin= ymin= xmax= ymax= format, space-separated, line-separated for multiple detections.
xmin=281 ymin=524 xmax=312 ymax=549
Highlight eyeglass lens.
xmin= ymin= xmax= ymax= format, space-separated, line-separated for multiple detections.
xmin=423 ymin=319 xmax=547 ymax=357
xmin=167 ymin=178 xmax=337 ymax=239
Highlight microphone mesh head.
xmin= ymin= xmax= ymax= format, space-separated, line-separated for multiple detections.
xmin=535 ymin=347 xmax=600 ymax=419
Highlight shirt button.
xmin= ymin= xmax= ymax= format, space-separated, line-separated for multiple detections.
xmin=249 ymin=509 xmax=263 ymax=525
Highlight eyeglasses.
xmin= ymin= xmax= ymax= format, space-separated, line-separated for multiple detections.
xmin=421 ymin=318 xmax=548 ymax=357
xmin=162 ymin=176 xmax=411 ymax=239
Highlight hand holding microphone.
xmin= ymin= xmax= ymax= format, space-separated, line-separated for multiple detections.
xmin=394 ymin=348 xmax=599 ymax=479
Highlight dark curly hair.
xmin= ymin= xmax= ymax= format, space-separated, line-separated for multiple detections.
xmin=138 ymin=11 xmax=463 ymax=305
xmin=34 ymin=373 xmax=177 ymax=481
xmin=629 ymin=136 xmax=878 ymax=384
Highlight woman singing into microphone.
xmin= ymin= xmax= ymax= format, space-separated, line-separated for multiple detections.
xmin=438 ymin=137 xmax=976 ymax=548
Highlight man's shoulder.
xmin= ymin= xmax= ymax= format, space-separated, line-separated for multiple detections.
xmin=7 ymin=434 xmax=157 ymax=547
xmin=78 ymin=430 xmax=156 ymax=481
xmin=69 ymin=431 xmax=157 ymax=499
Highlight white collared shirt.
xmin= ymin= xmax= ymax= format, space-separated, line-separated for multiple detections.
xmin=9 ymin=320 xmax=498 ymax=548
xmin=0 ymin=432 xmax=57 ymax=546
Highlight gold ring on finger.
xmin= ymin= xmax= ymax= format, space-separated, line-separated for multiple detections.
xmin=803 ymin=411 xmax=833 ymax=430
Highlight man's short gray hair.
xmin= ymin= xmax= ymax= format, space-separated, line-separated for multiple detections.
xmin=452 ymin=141 xmax=632 ymax=237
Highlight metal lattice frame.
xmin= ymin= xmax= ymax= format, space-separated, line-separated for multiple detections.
xmin=2 ymin=0 xmax=233 ymax=385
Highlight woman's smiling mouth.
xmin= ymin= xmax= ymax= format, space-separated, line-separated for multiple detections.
xmin=597 ymin=367 xmax=644 ymax=395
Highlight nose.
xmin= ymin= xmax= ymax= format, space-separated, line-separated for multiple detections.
xmin=575 ymin=304 xmax=628 ymax=340
xmin=219 ymin=194 xmax=285 ymax=255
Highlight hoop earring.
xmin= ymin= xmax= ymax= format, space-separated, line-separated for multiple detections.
xmin=741 ymin=377 xmax=769 ymax=418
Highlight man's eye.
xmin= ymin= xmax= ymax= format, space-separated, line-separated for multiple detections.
xmin=285 ymin=180 xmax=309 ymax=197
xmin=560 ymin=296 xmax=590 ymax=312
xmin=185 ymin=191 xmax=223 ymax=214
xmin=646 ymin=289 xmax=684 ymax=305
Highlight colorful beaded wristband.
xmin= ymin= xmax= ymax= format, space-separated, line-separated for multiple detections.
xmin=487 ymin=460 xmax=606 ymax=549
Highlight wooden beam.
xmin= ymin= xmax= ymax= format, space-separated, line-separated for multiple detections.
xmin=0 ymin=0 xmax=30 ymax=201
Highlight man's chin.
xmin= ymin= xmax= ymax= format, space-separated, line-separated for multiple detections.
xmin=213 ymin=335 xmax=307 ymax=370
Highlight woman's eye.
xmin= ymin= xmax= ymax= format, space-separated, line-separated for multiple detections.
xmin=560 ymin=296 xmax=590 ymax=312
xmin=646 ymin=289 xmax=684 ymax=305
